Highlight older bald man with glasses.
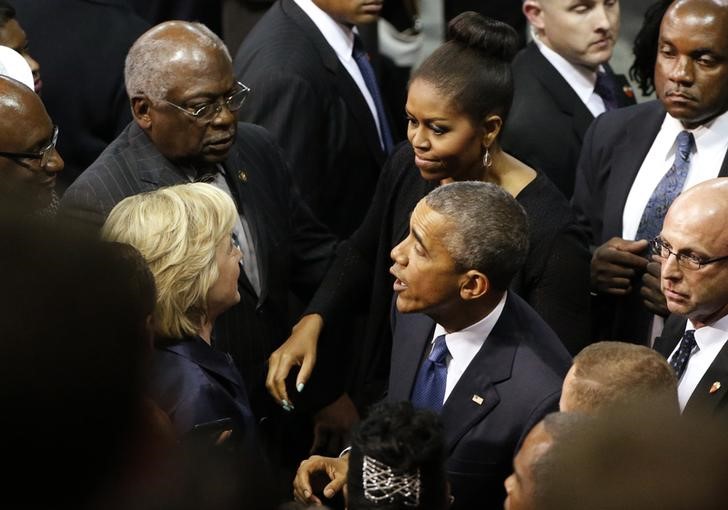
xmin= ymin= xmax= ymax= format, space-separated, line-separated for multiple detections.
xmin=653 ymin=178 xmax=728 ymax=423
xmin=60 ymin=21 xmax=339 ymax=496
xmin=0 ymin=75 xmax=63 ymax=212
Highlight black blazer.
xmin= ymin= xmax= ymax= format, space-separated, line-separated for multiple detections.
xmin=388 ymin=293 xmax=572 ymax=510
xmin=233 ymin=0 xmax=386 ymax=238
xmin=502 ymin=42 xmax=635 ymax=198
xmin=59 ymin=121 xmax=337 ymax=414
xmin=654 ymin=315 xmax=728 ymax=422
xmin=572 ymin=101 xmax=728 ymax=341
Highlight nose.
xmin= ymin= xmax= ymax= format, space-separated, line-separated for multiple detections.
xmin=211 ymin=102 xmax=237 ymax=127
xmin=44 ymin=148 xmax=64 ymax=175
xmin=22 ymin=51 xmax=40 ymax=76
xmin=390 ymin=238 xmax=408 ymax=266
xmin=661 ymin=250 xmax=682 ymax=281
xmin=668 ymin=55 xmax=694 ymax=86
xmin=408 ymin=125 xmax=429 ymax=151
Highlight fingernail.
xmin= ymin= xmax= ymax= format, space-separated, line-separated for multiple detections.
xmin=297 ymin=382 xmax=305 ymax=393
xmin=303 ymin=490 xmax=311 ymax=499
xmin=324 ymin=489 xmax=333 ymax=498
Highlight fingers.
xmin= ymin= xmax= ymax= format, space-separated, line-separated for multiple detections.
xmin=293 ymin=456 xmax=344 ymax=505
xmin=265 ymin=350 xmax=293 ymax=409
xmin=297 ymin=349 xmax=316 ymax=394
xmin=591 ymin=238 xmax=650 ymax=294
xmin=323 ymin=474 xmax=346 ymax=500
xmin=609 ymin=237 xmax=650 ymax=254
xmin=641 ymin=265 xmax=669 ymax=316
xmin=293 ymin=457 xmax=323 ymax=504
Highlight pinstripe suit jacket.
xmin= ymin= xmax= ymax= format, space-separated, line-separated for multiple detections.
xmin=233 ymin=0 xmax=387 ymax=238
xmin=60 ymin=121 xmax=338 ymax=415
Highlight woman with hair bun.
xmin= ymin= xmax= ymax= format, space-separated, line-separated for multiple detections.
xmin=268 ymin=12 xmax=589 ymax=411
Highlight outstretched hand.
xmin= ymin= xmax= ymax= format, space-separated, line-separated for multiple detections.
xmin=591 ymin=237 xmax=650 ymax=295
xmin=293 ymin=454 xmax=349 ymax=505
xmin=266 ymin=314 xmax=324 ymax=409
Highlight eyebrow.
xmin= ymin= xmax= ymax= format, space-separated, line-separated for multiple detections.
xmin=412 ymin=226 xmax=429 ymax=254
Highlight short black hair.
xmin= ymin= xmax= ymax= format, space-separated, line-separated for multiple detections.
xmin=0 ymin=1 xmax=16 ymax=25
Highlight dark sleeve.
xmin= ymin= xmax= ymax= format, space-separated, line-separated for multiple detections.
xmin=571 ymin=116 xmax=604 ymax=246
xmin=58 ymin=167 xmax=112 ymax=230
xmin=525 ymin=226 xmax=592 ymax=355
xmin=238 ymin=70 xmax=327 ymax=213
xmin=304 ymin=148 xmax=403 ymax=321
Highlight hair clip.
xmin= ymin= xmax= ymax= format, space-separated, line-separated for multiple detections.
xmin=362 ymin=455 xmax=421 ymax=507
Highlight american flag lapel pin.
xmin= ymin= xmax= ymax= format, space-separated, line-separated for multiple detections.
xmin=709 ymin=381 xmax=721 ymax=394
xmin=472 ymin=394 xmax=484 ymax=405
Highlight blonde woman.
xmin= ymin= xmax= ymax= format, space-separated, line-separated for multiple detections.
xmin=102 ymin=182 xmax=253 ymax=442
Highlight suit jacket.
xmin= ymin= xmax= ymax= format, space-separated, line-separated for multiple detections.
xmin=233 ymin=0 xmax=386 ymax=238
xmin=59 ymin=121 xmax=338 ymax=415
xmin=572 ymin=100 xmax=728 ymax=341
xmin=150 ymin=335 xmax=255 ymax=439
xmin=654 ymin=315 xmax=728 ymax=422
xmin=502 ymin=42 xmax=635 ymax=198
xmin=388 ymin=292 xmax=572 ymax=510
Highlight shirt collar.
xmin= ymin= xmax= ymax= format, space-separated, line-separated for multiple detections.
xmin=660 ymin=109 xmax=728 ymax=160
xmin=293 ymin=0 xmax=355 ymax=62
xmin=433 ymin=292 xmax=508 ymax=362
xmin=534 ymin=37 xmax=603 ymax=107
xmin=687 ymin=314 xmax=728 ymax=351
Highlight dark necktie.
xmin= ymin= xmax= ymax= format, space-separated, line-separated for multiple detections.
xmin=410 ymin=335 xmax=449 ymax=413
xmin=669 ymin=329 xmax=697 ymax=380
xmin=352 ymin=35 xmax=394 ymax=153
xmin=635 ymin=131 xmax=695 ymax=241
xmin=594 ymin=71 xmax=619 ymax=111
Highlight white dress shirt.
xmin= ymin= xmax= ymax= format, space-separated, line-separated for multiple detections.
xmin=622 ymin=110 xmax=728 ymax=241
xmin=669 ymin=315 xmax=728 ymax=411
xmin=534 ymin=38 xmax=608 ymax=117
xmin=431 ymin=292 xmax=508 ymax=403
xmin=292 ymin=0 xmax=385 ymax=147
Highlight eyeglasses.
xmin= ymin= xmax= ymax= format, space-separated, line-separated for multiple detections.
xmin=651 ymin=237 xmax=728 ymax=270
xmin=0 ymin=125 xmax=58 ymax=169
xmin=163 ymin=82 xmax=250 ymax=123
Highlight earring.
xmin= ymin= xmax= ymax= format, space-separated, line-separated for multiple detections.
xmin=482 ymin=147 xmax=492 ymax=168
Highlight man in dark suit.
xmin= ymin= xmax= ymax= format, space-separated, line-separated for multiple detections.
xmin=573 ymin=0 xmax=728 ymax=344
xmin=292 ymin=182 xmax=571 ymax=510
xmin=652 ymin=178 xmax=728 ymax=422
xmin=233 ymin=0 xmax=389 ymax=238
xmin=59 ymin=21 xmax=338 ymax=433
xmin=501 ymin=0 xmax=635 ymax=199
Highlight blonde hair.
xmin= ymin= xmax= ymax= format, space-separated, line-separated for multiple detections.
xmin=102 ymin=182 xmax=238 ymax=339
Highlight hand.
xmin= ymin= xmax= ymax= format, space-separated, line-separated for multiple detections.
xmin=293 ymin=454 xmax=349 ymax=505
xmin=311 ymin=393 xmax=360 ymax=456
xmin=641 ymin=259 xmax=669 ymax=316
xmin=591 ymin=237 xmax=650 ymax=295
xmin=266 ymin=314 xmax=324 ymax=409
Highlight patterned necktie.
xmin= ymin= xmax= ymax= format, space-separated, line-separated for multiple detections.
xmin=410 ymin=335 xmax=449 ymax=413
xmin=352 ymin=35 xmax=394 ymax=153
xmin=635 ymin=131 xmax=695 ymax=241
xmin=594 ymin=71 xmax=619 ymax=111
xmin=669 ymin=329 xmax=698 ymax=380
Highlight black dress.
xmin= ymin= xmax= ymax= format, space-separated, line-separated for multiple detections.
xmin=307 ymin=143 xmax=590 ymax=407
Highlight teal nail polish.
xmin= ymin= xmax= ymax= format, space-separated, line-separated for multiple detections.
xmin=297 ymin=383 xmax=305 ymax=393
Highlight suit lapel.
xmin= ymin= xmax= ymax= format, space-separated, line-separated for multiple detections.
xmin=602 ymin=101 xmax=666 ymax=238
xmin=526 ymin=44 xmax=594 ymax=143
xmin=164 ymin=337 xmax=244 ymax=390
xmin=127 ymin=123 xmax=189 ymax=188
xmin=281 ymin=0 xmax=385 ymax=166
xmin=684 ymin=341 xmax=728 ymax=418
xmin=718 ymin=146 xmax=728 ymax=177
xmin=653 ymin=315 xmax=687 ymax=358
xmin=441 ymin=296 xmax=518 ymax=453
xmin=223 ymin=139 xmax=268 ymax=303
xmin=388 ymin=312 xmax=435 ymax=402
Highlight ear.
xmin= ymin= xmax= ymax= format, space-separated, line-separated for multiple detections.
xmin=131 ymin=96 xmax=153 ymax=130
xmin=459 ymin=270 xmax=490 ymax=301
xmin=481 ymin=114 xmax=503 ymax=149
xmin=523 ymin=0 xmax=546 ymax=32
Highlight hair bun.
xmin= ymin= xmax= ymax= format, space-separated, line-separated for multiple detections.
xmin=446 ymin=11 xmax=519 ymax=63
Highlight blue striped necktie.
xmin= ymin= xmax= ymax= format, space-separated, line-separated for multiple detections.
xmin=410 ymin=335 xmax=449 ymax=413
xmin=352 ymin=35 xmax=393 ymax=154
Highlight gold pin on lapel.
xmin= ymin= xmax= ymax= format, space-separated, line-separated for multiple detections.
xmin=472 ymin=394 xmax=484 ymax=405
xmin=709 ymin=381 xmax=722 ymax=394
xmin=237 ymin=170 xmax=248 ymax=183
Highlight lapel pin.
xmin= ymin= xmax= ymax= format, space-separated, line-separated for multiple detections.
xmin=237 ymin=170 xmax=248 ymax=183
xmin=709 ymin=381 xmax=721 ymax=394
xmin=471 ymin=394 xmax=484 ymax=405
xmin=623 ymin=85 xmax=635 ymax=98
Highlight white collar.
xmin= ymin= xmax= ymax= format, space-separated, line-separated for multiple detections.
xmin=687 ymin=314 xmax=728 ymax=351
xmin=534 ymin=37 xmax=603 ymax=107
xmin=657 ymin=109 xmax=728 ymax=160
xmin=432 ymin=292 xmax=508 ymax=363
xmin=293 ymin=0 xmax=355 ymax=62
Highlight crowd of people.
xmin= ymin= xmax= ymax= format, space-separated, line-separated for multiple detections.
xmin=2 ymin=0 xmax=728 ymax=508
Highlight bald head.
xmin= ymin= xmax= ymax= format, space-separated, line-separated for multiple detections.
xmin=124 ymin=21 xmax=231 ymax=100
xmin=660 ymin=178 xmax=728 ymax=327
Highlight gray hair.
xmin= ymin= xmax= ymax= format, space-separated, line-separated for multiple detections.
xmin=424 ymin=181 xmax=529 ymax=290
xmin=124 ymin=21 xmax=231 ymax=100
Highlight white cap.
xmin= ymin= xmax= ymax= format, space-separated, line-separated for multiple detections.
xmin=0 ymin=45 xmax=34 ymax=91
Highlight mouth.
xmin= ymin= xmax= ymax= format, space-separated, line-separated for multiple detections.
xmin=664 ymin=89 xmax=697 ymax=103
xmin=414 ymin=153 xmax=440 ymax=171
xmin=390 ymin=265 xmax=408 ymax=292
xmin=34 ymin=78 xmax=43 ymax=93
xmin=206 ymin=135 xmax=234 ymax=152
xmin=361 ymin=1 xmax=383 ymax=12
xmin=663 ymin=287 xmax=688 ymax=302
xmin=590 ymin=36 xmax=612 ymax=48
